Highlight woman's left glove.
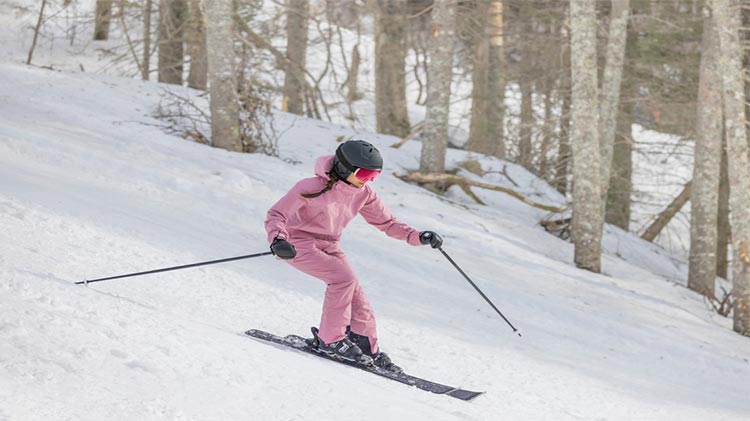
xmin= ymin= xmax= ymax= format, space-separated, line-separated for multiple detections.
xmin=270 ymin=237 xmax=297 ymax=259
xmin=419 ymin=231 xmax=443 ymax=249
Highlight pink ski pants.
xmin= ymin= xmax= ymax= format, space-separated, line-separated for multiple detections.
xmin=286 ymin=237 xmax=379 ymax=353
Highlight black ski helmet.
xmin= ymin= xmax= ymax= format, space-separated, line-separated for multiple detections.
xmin=332 ymin=140 xmax=383 ymax=179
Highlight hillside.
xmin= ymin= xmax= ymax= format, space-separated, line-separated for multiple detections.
xmin=1 ymin=61 xmax=749 ymax=420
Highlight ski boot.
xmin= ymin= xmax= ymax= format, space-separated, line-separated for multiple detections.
xmin=372 ymin=351 xmax=402 ymax=374
xmin=308 ymin=327 xmax=373 ymax=365
xmin=346 ymin=327 xmax=403 ymax=374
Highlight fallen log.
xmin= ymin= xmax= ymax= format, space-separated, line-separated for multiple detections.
xmin=399 ymin=172 xmax=565 ymax=213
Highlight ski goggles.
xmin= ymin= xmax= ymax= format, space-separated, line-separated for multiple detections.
xmin=354 ymin=167 xmax=381 ymax=182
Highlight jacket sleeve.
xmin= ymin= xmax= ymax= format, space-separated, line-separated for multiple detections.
xmin=359 ymin=188 xmax=422 ymax=246
xmin=265 ymin=180 xmax=311 ymax=243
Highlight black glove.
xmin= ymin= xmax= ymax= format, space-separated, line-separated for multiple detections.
xmin=270 ymin=237 xmax=297 ymax=260
xmin=419 ymin=231 xmax=443 ymax=249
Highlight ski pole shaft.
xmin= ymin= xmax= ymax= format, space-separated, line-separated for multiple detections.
xmin=77 ymin=251 xmax=274 ymax=285
xmin=438 ymin=247 xmax=521 ymax=337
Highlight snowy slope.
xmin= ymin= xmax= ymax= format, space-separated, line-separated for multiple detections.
xmin=1 ymin=62 xmax=749 ymax=421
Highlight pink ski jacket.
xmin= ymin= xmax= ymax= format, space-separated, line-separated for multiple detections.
xmin=265 ymin=155 xmax=423 ymax=246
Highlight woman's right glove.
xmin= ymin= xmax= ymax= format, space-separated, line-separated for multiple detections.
xmin=419 ymin=231 xmax=443 ymax=249
xmin=270 ymin=237 xmax=297 ymax=259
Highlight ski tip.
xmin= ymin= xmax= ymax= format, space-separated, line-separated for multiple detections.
xmin=446 ymin=389 xmax=484 ymax=401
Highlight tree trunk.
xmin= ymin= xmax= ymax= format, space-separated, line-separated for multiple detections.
xmin=641 ymin=181 xmax=691 ymax=242
xmin=555 ymin=21 xmax=572 ymax=196
xmin=346 ymin=44 xmax=361 ymax=103
xmin=467 ymin=0 xmax=505 ymax=159
xmin=518 ymin=79 xmax=534 ymax=170
xmin=419 ymin=0 xmax=456 ymax=173
xmin=467 ymin=2 xmax=490 ymax=155
xmin=555 ymin=84 xmax=572 ymax=195
xmin=605 ymin=101 xmax=633 ymax=230
xmin=539 ymin=80 xmax=555 ymax=180
xmin=518 ymin=4 xmax=534 ymax=171
xmin=94 ymin=0 xmax=113 ymax=41
xmin=26 ymin=0 xmax=47 ymax=65
xmin=374 ymin=0 xmax=410 ymax=137
xmin=485 ymin=0 xmax=506 ymax=160
xmin=605 ymin=6 xmax=638 ymax=231
xmin=158 ymin=0 xmax=188 ymax=85
xmin=206 ymin=0 xmax=241 ymax=151
xmin=598 ymin=0 xmax=630 ymax=208
xmin=142 ymin=0 xmax=153 ymax=80
xmin=283 ymin=0 xmax=309 ymax=115
xmin=186 ymin=0 xmax=208 ymax=90
xmin=717 ymin=138 xmax=730 ymax=279
xmin=569 ymin=0 xmax=603 ymax=273
xmin=743 ymin=1 xmax=750 ymax=132
xmin=713 ymin=0 xmax=750 ymax=336
xmin=688 ymin=13 xmax=723 ymax=298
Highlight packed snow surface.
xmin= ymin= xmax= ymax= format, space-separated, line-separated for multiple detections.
xmin=1 ymin=62 xmax=749 ymax=420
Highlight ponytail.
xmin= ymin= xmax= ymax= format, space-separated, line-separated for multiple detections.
xmin=301 ymin=172 xmax=338 ymax=198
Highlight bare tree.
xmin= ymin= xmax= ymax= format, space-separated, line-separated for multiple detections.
xmin=605 ymin=104 xmax=633 ymax=230
xmin=539 ymin=80 xmax=555 ymax=181
xmin=206 ymin=0 xmax=241 ymax=151
xmin=466 ymin=0 xmax=507 ymax=160
xmin=688 ymin=12 xmax=723 ymax=299
xmin=26 ymin=0 xmax=47 ymax=65
xmin=553 ymin=9 xmax=573 ymax=196
xmin=717 ymin=142 xmax=730 ymax=279
xmin=517 ymin=2 xmax=535 ymax=171
xmin=186 ymin=0 xmax=207 ymax=90
xmin=555 ymin=67 xmax=572 ymax=196
xmin=142 ymin=0 xmax=153 ymax=80
xmin=485 ymin=0 xmax=506 ymax=159
xmin=374 ymin=0 xmax=410 ymax=137
xmin=518 ymin=42 xmax=534 ymax=170
xmin=569 ymin=0 xmax=603 ymax=272
xmin=158 ymin=0 xmax=187 ymax=85
xmin=713 ymin=0 xmax=750 ymax=335
xmin=598 ymin=0 xmax=630 ymax=207
xmin=283 ymin=0 xmax=310 ymax=115
xmin=467 ymin=1 xmax=491 ymax=155
xmin=94 ymin=0 xmax=113 ymax=40
xmin=346 ymin=43 xmax=361 ymax=103
xmin=419 ymin=0 xmax=456 ymax=173
xmin=604 ymin=6 xmax=638 ymax=231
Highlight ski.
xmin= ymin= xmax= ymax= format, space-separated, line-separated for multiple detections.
xmin=244 ymin=329 xmax=483 ymax=401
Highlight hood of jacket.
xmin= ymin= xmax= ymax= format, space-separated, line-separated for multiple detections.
xmin=314 ymin=155 xmax=335 ymax=180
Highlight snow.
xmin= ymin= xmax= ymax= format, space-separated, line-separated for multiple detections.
xmin=2 ymin=62 xmax=749 ymax=421
xmin=1 ymin=3 xmax=749 ymax=421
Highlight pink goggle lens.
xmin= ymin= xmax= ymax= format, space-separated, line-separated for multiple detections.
xmin=354 ymin=168 xmax=381 ymax=182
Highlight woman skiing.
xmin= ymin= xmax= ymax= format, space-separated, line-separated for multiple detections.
xmin=265 ymin=140 xmax=443 ymax=373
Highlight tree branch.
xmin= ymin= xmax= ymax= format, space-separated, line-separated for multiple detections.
xmin=640 ymin=180 xmax=692 ymax=242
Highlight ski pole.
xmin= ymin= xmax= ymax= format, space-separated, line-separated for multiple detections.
xmin=437 ymin=247 xmax=521 ymax=337
xmin=77 ymin=251 xmax=274 ymax=285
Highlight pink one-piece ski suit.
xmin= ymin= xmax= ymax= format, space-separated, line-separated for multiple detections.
xmin=265 ymin=155 xmax=423 ymax=353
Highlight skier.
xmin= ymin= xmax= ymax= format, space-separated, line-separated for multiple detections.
xmin=265 ymin=140 xmax=443 ymax=373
